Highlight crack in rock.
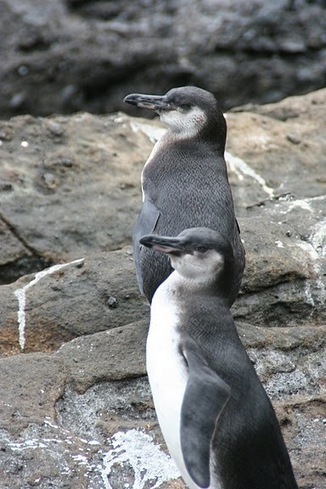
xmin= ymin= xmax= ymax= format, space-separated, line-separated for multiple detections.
xmin=0 ymin=211 xmax=41 ymax=257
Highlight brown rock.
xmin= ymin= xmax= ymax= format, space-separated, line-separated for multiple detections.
xmin=0 ymin=248 xmax=148 ymax=354
xmin=0 ymin=353 xmax=66 ymax=434
xmin=0 ymin=113 xmax=154 ymax=282
xmin=58 ymin=320 xmax=148 ymax=392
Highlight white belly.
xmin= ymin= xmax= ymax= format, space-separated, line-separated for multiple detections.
xmin=141 ymin=137 xmax=164 ymax=202
xmin=147 ymin=278 xmax=203 ymax=489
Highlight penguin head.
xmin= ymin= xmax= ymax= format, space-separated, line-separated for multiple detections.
xmin=124 ymin=86 xmax=226 ymax=146
xmin=140 ymin=227 xmax=234 ymax=289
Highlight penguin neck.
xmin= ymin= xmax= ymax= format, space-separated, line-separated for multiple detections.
xmin=163 ymin=125 xmax=226 ymax=155
xmin=159 ymin=106 xmax=207 ymax=140
xmin=160 ymin=268 xmax=229 ymax=306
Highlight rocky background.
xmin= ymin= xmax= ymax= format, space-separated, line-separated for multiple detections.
xmin=0 ymin=0 xmax=326 ymax=486
xmin=1 ymin=0 xmax=326 ymax=119
xmin=0 ymin=87 xmax=325 ymax=488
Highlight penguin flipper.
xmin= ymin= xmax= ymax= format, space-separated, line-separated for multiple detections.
xmin=181 ymin=340 xmax=231 ymax=488
xmin=132 ymin=199 xmax=160 ymax=294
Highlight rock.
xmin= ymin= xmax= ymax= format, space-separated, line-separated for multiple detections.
xmin=235 ymin=195 xmax=326 ymax=328
xmin=226 ymin=89 xmax=326 ymax=207
xmin=0 ymin=89 xmax=325 ymax=488
xmin=58 ymin=320 xmax=148 ymax=393
xmin=0 ymin=322 xmax=324 ymax=488
xmin=240 ymin=322 xmax=326 ymax=489
xmin=0 ymin=0 xmax=326 ymax=118
xmin=0 ymin=215 xmax=53 ymax=285
xmin=0 ymin=322 xmax=182 ymax=489
xmin=1 ymin=89 xmax=325 ymax=284
xmin=0 ymin=249 xmax=148 ymax=355
xmin=0 ymin=353 xmax=66 ymax=435
xmin=0 ymin=113 xmax=154 ymax=283
xmin=2 ymin=202 xmax=324 ymax=355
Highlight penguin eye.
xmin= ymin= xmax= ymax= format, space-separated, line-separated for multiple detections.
xmin=179 ymin=103 xmax=191 ymax=111
xmin=196 ymin=246 xmax=208 ymax=253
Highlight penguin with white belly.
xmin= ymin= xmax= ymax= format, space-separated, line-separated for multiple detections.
xmin=140 ymin=227 xmax=298 ymax=489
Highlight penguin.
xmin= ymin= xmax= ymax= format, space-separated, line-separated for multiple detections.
xmin=123 ymin=86 xmax=245 ymax=305
xmin=140 ymin=227 xmax=298 ymax=489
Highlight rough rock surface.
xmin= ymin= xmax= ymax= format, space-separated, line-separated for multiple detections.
xmin=0 ymin=90 xmax=325 ymax=488
xmin=0 ymin=0 xmax=326 ymax=119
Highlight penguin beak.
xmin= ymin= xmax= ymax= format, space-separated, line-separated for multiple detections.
xmin=140 ymin=235 xmax=184 ymax=255
xmin=123 ymin=93 xmax=171 ymax=111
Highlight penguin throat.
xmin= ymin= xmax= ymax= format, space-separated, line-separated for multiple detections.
xmin=169 ymin=253 xmax=224 ymax=288
xmin=159 ymin=107 xmax=207 ymax=139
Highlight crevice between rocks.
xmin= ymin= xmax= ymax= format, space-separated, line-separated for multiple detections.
xmin=0 ymin=255 xmax=55 ymax=286
xmin=0 ymin=212 xmax=55 ymax=285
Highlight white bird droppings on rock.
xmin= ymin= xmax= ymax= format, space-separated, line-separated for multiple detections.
xmin=225 ymin=151 xmax=275 ymax=197
xmin=8 ymin=439 xmax=47 ymax=451
xmin=275 ymin=240 xmax=285 ymax=248
xmin=101 ymin=429 xmax=180 ymax=489
xmin=14 ymin=258 xmax=85 ymax=350
xmin=310 ymin=219 xmax=326 ymax=258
